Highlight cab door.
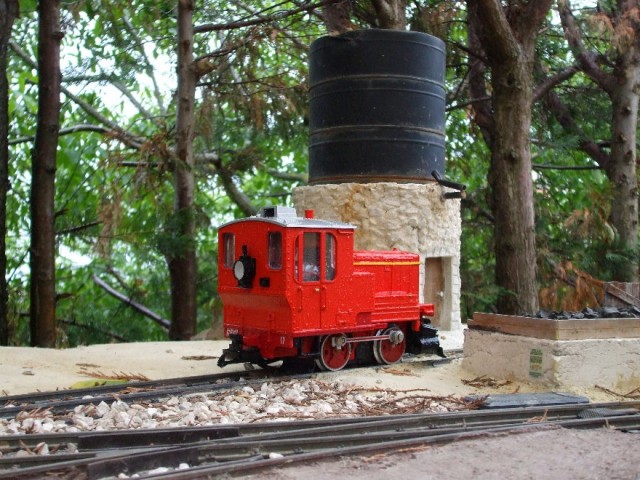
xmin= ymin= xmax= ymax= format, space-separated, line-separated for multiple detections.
xmin=294 ymin=231 xmax=339 ymax=331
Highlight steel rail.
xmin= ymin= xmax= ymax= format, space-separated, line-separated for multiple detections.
xmin=0 ymin=352 xmax=458 ymax=420
xmin=1 ymin=400 xmax=638 ymax=452
xmin=1 ymin=401 xmax=638 ymax=479
xmin=0 ymin=371 xmax=260 ymax=418
xmin=87 ymin=413 xmax=640 ymax=479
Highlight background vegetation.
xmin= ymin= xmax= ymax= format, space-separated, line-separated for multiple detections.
xmin=1 ymin=0 xmax=638 ymax=346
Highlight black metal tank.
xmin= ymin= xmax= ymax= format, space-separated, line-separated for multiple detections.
xmin=308 ymin=29 xmax=446 ymax=184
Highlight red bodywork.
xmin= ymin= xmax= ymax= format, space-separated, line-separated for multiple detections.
xmin=217 ymin=207 xmax=437 ymax=368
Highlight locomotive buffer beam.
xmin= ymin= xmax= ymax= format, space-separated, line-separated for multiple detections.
xmin=218 ymin=334 xmax=266 ymax=368
xmin=407 ymin=321 xmax=446 ymax=358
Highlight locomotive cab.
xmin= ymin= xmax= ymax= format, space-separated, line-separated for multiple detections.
xmin=217 ymin=206 xmax=442 ymax=370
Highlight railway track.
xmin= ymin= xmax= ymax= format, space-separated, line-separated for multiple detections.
xmin=0 ymin=351 xmax=461 ymax=420
xmin=0 ymin=370 xmax=264 ymax=419
xmin=1 ymin=400 xmax=638 ymax=479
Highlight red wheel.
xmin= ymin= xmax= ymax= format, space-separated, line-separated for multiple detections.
xmin=316 ymin=334 xmax=351 ymax=371
xmin=374 ymin=327 xmax=406 ymax=365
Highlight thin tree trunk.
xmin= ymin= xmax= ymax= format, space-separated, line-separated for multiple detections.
xmin=608 ymin=66 xmax=639 ymax=281
xmin=0 ymin=0 xmax=19 ymax=345
xmin=30 ymin=0 xmax=63 ymax=347
xmin=168 ymin=0 xmax=198 ymax=340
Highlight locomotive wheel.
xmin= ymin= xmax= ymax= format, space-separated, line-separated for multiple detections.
xmin=316 ymin=334 xmax=352 ymax=371
xmin=374 ymin=326 xmax=406 ymax=365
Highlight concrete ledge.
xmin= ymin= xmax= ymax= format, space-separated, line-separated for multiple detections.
xmin=463 ymin=329 xmax=640 ymax=391
xmin=469 ymin=313 xmax=640 ymax=340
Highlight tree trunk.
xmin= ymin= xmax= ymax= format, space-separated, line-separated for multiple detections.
xmin=468 ymin=0 xmax=552 ymax=314
xmin=370 ymin=0 xmax=406 ymax=29
xmin=489 ymin=59 xmax=539 ymax=314
xmin=168 ymin=0 xmax=197 ymax=340
xmin=30 ymin=0 xmax=62 ymax=347
xmin=0 ymin=0 xmax=18 ymax=345
xmin=608 ymin=67 xmax=639 ymax=281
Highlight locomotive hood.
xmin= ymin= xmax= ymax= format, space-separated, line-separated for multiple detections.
xmin=219 ymin=206 xmax=356 ymax=230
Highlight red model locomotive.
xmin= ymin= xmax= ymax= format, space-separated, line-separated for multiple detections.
xmin=217 ymin=206 xmax=443 ymax=371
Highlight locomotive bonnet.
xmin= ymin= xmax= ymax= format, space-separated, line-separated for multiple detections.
xmin=217 ymin=206 xmax=443 ymax=371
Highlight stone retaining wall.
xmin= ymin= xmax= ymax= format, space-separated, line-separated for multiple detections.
xmin=464 ymin=329 xmax=640 ymax=391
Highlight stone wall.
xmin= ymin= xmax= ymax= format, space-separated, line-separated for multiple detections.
xmin=293 ymin=182 xmax=462 ymax=331
xmin=464 ymin=329 xmax=640 ymax=391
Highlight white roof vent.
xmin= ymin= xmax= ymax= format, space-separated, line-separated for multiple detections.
xmin=258 ymin=206 xmax=298 ymax=219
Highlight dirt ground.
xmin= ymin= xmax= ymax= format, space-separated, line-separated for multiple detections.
xmin=1 ymin=338 xmax=639 ymax=479
xmin=246 ymin=427 xmax=640 ymax=480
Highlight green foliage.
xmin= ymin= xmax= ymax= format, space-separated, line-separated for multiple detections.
xmin=5 ymin=1 xmax=637 ymax=344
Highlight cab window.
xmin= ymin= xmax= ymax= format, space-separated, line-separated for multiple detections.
xmin=325 ymin=233 xmax=336 ymax=281
xmin=302 ymin=232 xmax=320 ymax=282
xmin=268 ymin=232 xmax=282 ymax=269
xmin=222 ymin=233 xmax=235 ymax=268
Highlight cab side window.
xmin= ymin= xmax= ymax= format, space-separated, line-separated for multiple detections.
xmin=268 ymin=232 xmax=282 ymax=269
xmin=325 ymin=233 xmax=336 ymax=281
xmin=222 ymin=233 xmax=235 ymax=268
xmin=302 ymin=232 xmax=320 ymax=281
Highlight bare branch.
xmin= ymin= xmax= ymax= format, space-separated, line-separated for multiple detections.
xmin=229 ymin=0 xmax=309 ymax=50
xmin=10 ymin=124 xmax=111 ymax=146
xmin=110 ymin=78 xmax=157 ymax=122
xmin=533 ymin=65 xmax=579 ymax=102
xmin=59 ymin=318 xmax=128 ymax=342
xmin=532 ymin=163 xmax=602 ymax=170
xmin=92 ymin=275 xmax=170 ymax=331
xmin=267 ymin=168 xmax=307 ymax=182
xmin=210 ymin=158 xmax=257 ymax=216
xmin=122 ymin=11 xmax=167 ymax=116
xmin=57 ymin=221 xmax=101 ymax=235
xmin=10 ymin=40 xmax=146 ymax=151
xmin=193 ymin=0 xmax=327 ymax=34
xmin=557 ymin=0 xmax=614 ymax=92
xmin=543 ymin=89 xmax=610 ymax=169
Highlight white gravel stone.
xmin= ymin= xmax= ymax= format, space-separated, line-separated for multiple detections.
xmin=0 ymin=378 xmax=468 ymax=439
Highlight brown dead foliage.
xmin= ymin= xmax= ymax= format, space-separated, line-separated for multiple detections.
xmin=78 ymin=370 xmax=150 ymax=382
xmin=595 ymin=384 xmax=640 ymax=400
xmin=462 ymin=375 xmax=512 ymax=388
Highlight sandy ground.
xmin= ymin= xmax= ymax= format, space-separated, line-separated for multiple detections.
xmin=1 ymin=335 xmax=639 ymax=479
xmin=0 ymin=331 xmax=621 ymax=402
